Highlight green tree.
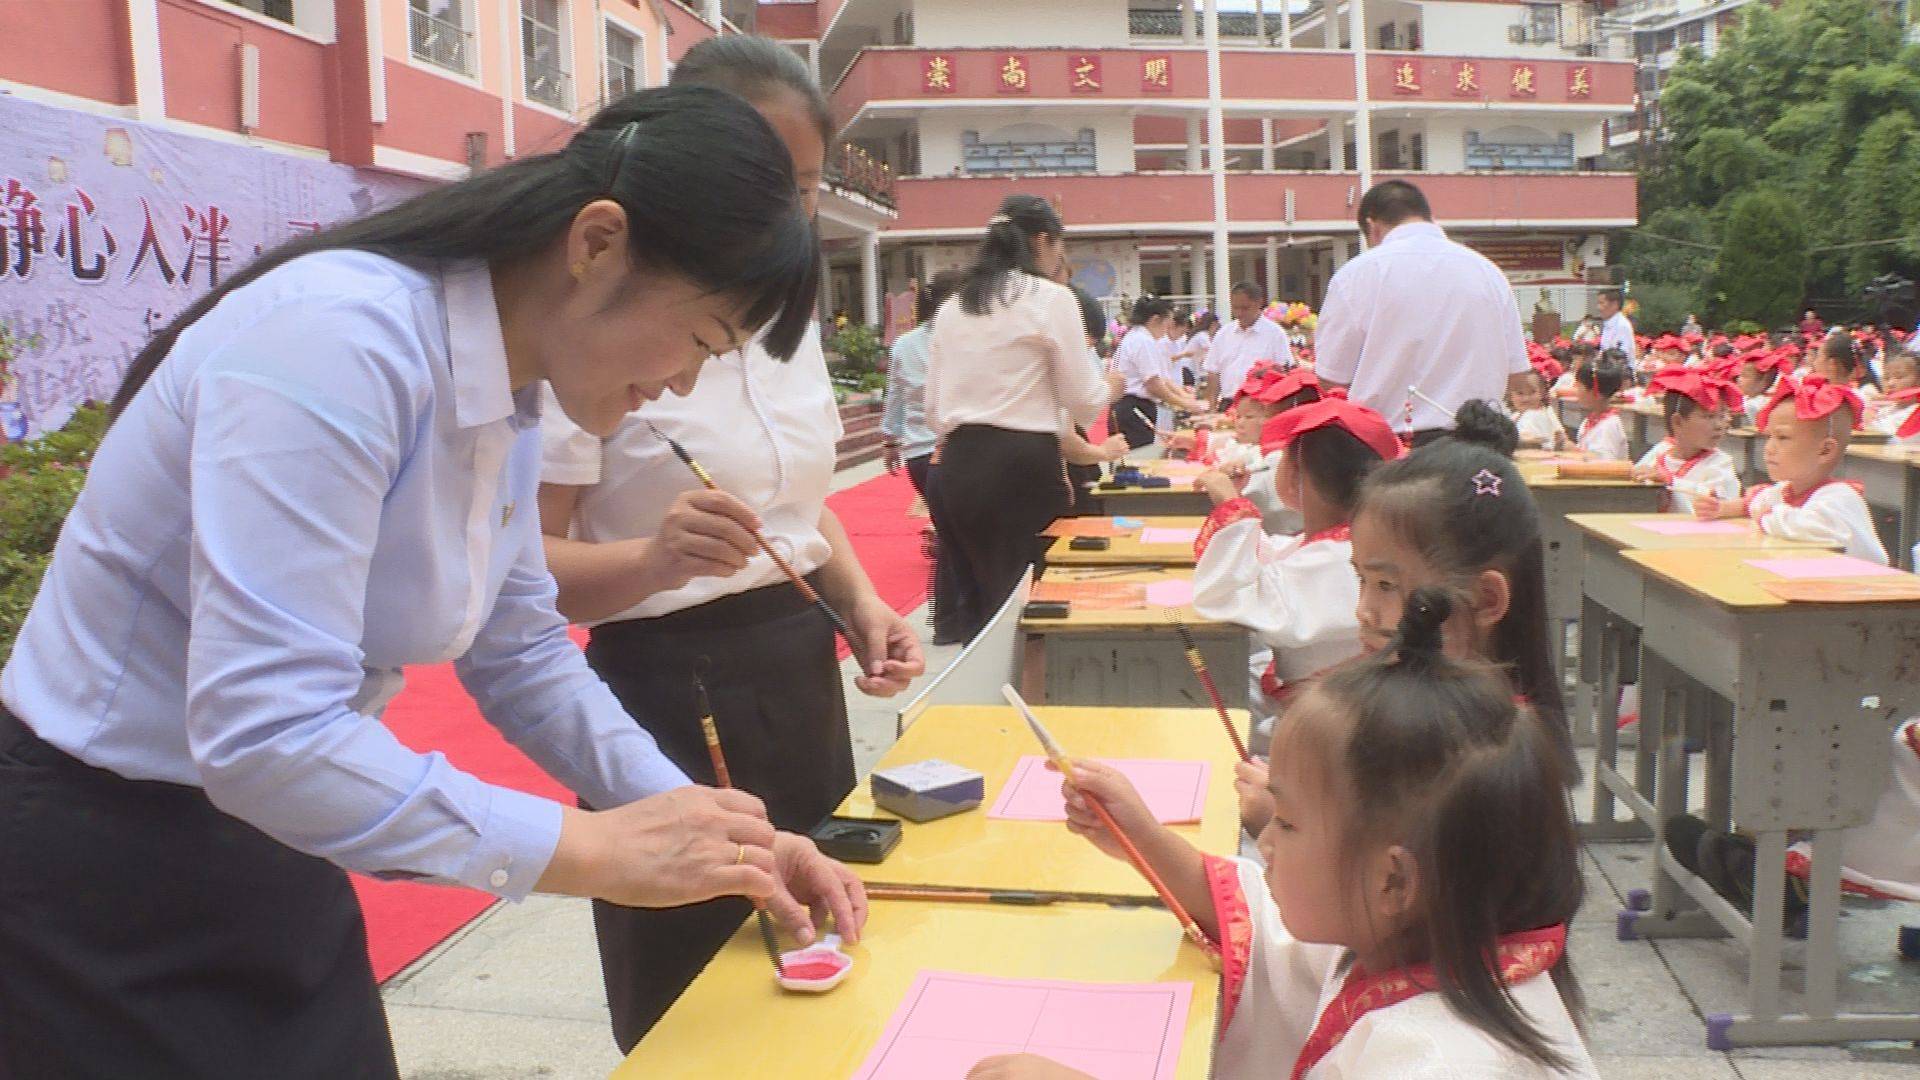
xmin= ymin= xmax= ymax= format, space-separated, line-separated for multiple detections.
xmin=1711 ymin=189 xmax=1811 ymax=327
xmin=1840 ymin=112 xmax=1920 ymax=291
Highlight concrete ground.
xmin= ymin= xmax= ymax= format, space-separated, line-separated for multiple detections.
xmin=383 ymin=461 xmax=1920 ymax=1079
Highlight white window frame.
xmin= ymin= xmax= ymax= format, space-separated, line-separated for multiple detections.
xmin=599 ymin=12 xmax=648 ymax=104
xmin=520 ymin=0 xmax=573 ymax=114
xmin=407 ymin=0 xmax=482 ymax=83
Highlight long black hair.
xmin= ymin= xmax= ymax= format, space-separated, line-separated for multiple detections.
xmin=110 ymin=85 xmax=818 ymax=417
xmin=1292 ymin=425 xmax=1387 ymax=517
xmin=1283 ymin=590 xmax=1585 ymax=1069
xmin=957 ymin=194 xmax=1063 ymax=317
xmin=670 ymin=34 xmax=832 ymax=143
xmin=1354 ymin=428 xmax=1572 ymax=773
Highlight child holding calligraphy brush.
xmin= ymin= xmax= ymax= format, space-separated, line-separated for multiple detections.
xmin=1630 ymin=366 xmax=1742 ymax=515
xmin=1195 ymin=366 xmax=1323 ymax=537
xmin=969 ymin=596 xmax=1596 ymax=1080
xmin=1191 ymin=393 xmax=1399 ymax=767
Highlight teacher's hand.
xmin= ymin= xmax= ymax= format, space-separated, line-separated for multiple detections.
xmin=646 ymin=489 xmax=763 ymax=592
xmin=764 ymin=832 xmax=869 ymax=946
xmin=847 ymin=595 xmax=925 ymax=698
xmin=540 ymin=786 xmax=780 ymax=909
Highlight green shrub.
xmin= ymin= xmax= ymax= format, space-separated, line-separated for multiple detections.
xmin=0 ymin=402 xmax=106 ymax=663
xmin=826 ymin=323 xmax=887 ymax=375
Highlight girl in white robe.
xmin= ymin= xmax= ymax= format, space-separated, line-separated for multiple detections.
xmin=968 ymin=594 xmax=1598 ymax=1080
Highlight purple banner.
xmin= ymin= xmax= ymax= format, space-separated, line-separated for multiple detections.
xmin=0 ymin=95 xmax=428 ymax=441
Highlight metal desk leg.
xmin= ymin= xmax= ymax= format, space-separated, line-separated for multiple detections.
xmin=1804 ymin=829 xmax=1843 ymax=1022
xmin=1587 ymin=619 xmax=1622 ymax=831
xmin=1706 ymin=695 xmax=1734 ymax=835
xmin=1747 ymin=830 xmax=1788 ymax=1024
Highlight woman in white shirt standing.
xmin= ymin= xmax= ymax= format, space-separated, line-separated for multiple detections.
xmin=534 ymin=38 xmax=921 ymax=1052
xmin=0 ymin=86 xmax=864 ymax=1078
xmin=925 ymin=196 xmax=1110 ymax=640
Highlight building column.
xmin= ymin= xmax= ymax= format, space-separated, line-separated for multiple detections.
xmin=1265 ymin=237 xmax=1280 ymax=299
xmin=1327 ymin=120 xmax=1342 ymax=169
xmin=127 ymin=0 xmax=166 ymax=123
xmin=860 ymin=233 xmax=882 ymax=328
xmin=1280 ymin=0 xmax=1292 ymax=48
xmin=1188 ymin=245 xmax=1208 ymax=300
xmin=1186 ymin=118 xmax=1203 ymax=170
xmin=1181 ymin=0 xmax=1196 ymax=43
xmin=1260 ymin=118 xmax=1275 ymax=170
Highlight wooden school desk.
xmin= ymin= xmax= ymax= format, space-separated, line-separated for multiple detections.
xmin=615 ymin=899 xmax=1220 ymax=1080
xmin=1623 ymin=400 xmax=1665 ymax=461
xmin=1083 ymin=460 xmax=1215 ymax=518
xmin=1043 ymin=516 xmax=1204 ymax=568
xmin=833 ymin=705 xmax=1244 ymax=900
xmin=1837 ymin=442 xmax=1920 ymax=570
xmin=1597 ymin=549 xmax=1920 ymax=1049
xmin=1566 ymin=514 xmax=1839 ymax=838
xmin=1020 ymin=568 xmax=1251 ymax=709
xmin=1719 ymin=427 xmax=1763 ymax=486
xmin=1515 ymin=461 xmax=1664 ymax=693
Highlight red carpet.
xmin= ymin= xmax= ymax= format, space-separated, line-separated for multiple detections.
xmin=353 ymin=468 xmax=929 ymax=981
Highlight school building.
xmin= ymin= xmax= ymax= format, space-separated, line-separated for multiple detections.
xmin=764 ymin=0 xmax=1640 ymax=322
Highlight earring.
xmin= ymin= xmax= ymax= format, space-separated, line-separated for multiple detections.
xmin=571 ymin=260 xmax=587 ymax=281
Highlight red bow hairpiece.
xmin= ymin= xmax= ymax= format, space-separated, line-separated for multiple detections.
xmin=1649 ymin=366 xmax=1743 ymax=413
xmin=1258 ymin=394 xmax=1404 ymax=463
xmin=1757 ymin=374 xmax=1864 ymax=432
xmin=1246 ymin=368 xmax=1322 ymax=406
xmin=1650 ymin=334 xmax=1687 ymax=353
xmin=1738 ymin=348 xmax=1794 ymax=375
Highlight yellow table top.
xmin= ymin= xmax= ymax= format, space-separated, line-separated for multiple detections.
xmin=615 ymin=899 xmax=1220 ymax=1080
xmin=1567 ymin=513 xmax=1840 ymax=553
xmin=1023 ymin=568 xmax=1219 ymax=632
xmin=1848 ymin=442 xmax=1920 ymax=468
xmin=1045 ymin=516 xmax=1204 ymax=567
xmin=1622 ymin=548 xmax=1920 ymax=610
xmin=836 ymin=705 xmax=1243 ymax=898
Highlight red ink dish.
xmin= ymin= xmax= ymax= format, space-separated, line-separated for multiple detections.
xmin=775 ymin=935 xmax=853 ymax=993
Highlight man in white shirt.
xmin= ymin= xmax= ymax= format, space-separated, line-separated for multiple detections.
xmin=1204 ymin=283 xmax=1293 ymax=406
xmin=1597 ymin=288 xmax=1637 ymax=368
xmin=1313 ymin=180 xmax=1531 ymax=445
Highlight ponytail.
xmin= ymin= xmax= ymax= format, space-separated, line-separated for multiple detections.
xmin=112 ymin=85 xmax=819 ymax=417
xmin=958 ymin=194 xmax=1063 ymax=317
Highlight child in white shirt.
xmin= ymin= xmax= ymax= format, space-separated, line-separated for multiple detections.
xmin=1696 ymin=376 xmax=1886 ymax=563
xmin=1508 ymin=369 xmax=1565 ymax=451
xmin=1570 ymin=350 xmax=1630 ymax=461
xmin=977 ymin=596 xmax=1598 ymax=1080
xmin=1631 ymin=367 xmax=1743 ymax=515
xmin=1865 ymin=352 xmax=1919 ymax=444
xmin=1192 ymin=394 xmax=1401 ymax=750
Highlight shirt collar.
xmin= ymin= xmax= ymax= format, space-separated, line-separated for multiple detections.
xmin=441 ymin=260 xmax=517 ymax=430
xmin=1380 ymin=220 xmax=1445 ymax=246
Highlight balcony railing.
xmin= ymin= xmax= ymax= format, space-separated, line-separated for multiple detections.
xmin=525 ymin=60 xmax=572 ymax=111
xmin=824 ymin=143 xmax=896 ymax=209
xmin=409 ymin=7 xmax=473 ymax=76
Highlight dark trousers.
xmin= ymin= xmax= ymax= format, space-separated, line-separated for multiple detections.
xmin=0 ymin=705 xmax=397 ymax=1080
xmin=905 ymin=453 xmax=968 ymax=645
xmin=582 ymin=580 xmax=855 ymax=1052
xmin=929 ymin=425 xmax=1071 ymax=642
xmin=1111 ymin=393 xmax=1158 ymax=450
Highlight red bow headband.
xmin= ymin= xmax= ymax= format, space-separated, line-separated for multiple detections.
xmin=1246 ymin=368 xmax=1321 ymax=406
xmin=1648 ymin=366 xmax=1742 ymax=413
xmin=1703 ymin=354 xmax=1742 ymax=382
xmin=1683 ymin=331 xmax=1705 ymax=348
xmin=1757 ymin=374 xmax=1864 ymax=432
xmin=1650 ymin=334 xmax=1687 ymax=352
xmin=1258 ymin=391 xmax=1405 ymax=463
xmin=1531 ymin=355 xmax=1566 ymax=384
xmin=1738 ymin=348 xmax=1794 ymax=375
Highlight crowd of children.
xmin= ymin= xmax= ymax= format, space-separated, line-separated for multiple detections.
xmin=960 ymin=310 xmax=1920 ymax=1080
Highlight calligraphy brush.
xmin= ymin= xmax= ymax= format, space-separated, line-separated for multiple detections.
xmin=864 ymin=883 xmax=1160 ymax=907
xmin=646 ymin=420 xmax=854 ymax=645
xmin=1130 ymin=407 xmax=1175 ymax=440
xmin=694 ymin=669 xmax=785 ymax=978
xmin=1163 ymin=611 xmax=1252 ymax=764
xmin=998 ymin=685 xmax=1219 ymax=960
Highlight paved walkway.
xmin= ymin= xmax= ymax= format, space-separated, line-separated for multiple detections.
xmin=383 ymin=462 xmax=1920 ymax=1079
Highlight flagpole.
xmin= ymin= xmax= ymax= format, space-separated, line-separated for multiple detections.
xmin=1203 ymin=0 xmax=1230 ymax=317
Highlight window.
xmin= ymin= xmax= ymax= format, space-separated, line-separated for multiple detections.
xmin=231 ymin=0 xmax=295 ymax=22
xmin=1526 ymin=3 xmax=1559 ymax=43
xmin=409 ymin=0 xmax=473 ymax=75
xmin=605 ymin=23 xmax=643 ymax=100
xmin=1677 ymin=19 xmax=1704 ymax=47
xmin=1465 ymin=129 xmax=1576 ymax=171
xmin=1408 ymin=133 xmax=1425 ymax=171
xmin=1376 ymin=23 xmax=1399 ymax=49
xmin=1407 ymin=21 xmax=1422 ymax=50
xmin=1376 ymin=131 xmax=1402 ymax=170
xmin=523 ymin=0 xmax=571 ymax=110
xmin=960 ymin=127 xmax=1097 ymax=175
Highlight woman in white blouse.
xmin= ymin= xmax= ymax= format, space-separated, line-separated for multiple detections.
xmin=924 ymin=195 xmax=1110 ymax=639
xmin=534 ymin=38 xmax=921 ymax=1051
xmin=0 ymin=86 xmax=862 ymax=1078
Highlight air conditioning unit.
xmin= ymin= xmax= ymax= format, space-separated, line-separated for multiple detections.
xmin=1508 ymin=25 xmax=1528 ymax=44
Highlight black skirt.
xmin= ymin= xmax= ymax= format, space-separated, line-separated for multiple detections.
xmin=0 ymin=704 xmax=397 ymax=1080
xmin=927 ymin=424 xmax=1072 ymax=642
xmin=1111 ymin=393 xmax=1158 ymax=449
xmin=581 ymin=577 xmax=855 ymax=1051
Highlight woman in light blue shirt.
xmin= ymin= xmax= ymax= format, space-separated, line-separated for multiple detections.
xmin=0 ymin=86 xmax=865 ymax=1078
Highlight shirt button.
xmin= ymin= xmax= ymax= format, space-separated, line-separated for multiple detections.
xmin=489 ymin=868 xmax=510 ymax=889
